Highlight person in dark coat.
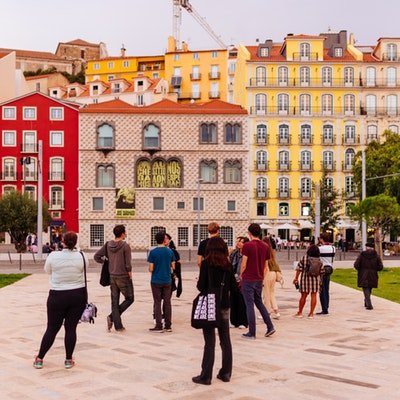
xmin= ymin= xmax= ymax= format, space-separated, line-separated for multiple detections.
xmin=354 ymin=242 xmax=383 ymax=310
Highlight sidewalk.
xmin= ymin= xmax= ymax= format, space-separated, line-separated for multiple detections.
xmin=0 ymin=270 xmax=399 ymax=399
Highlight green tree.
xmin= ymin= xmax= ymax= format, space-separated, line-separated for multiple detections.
xmin=0 ymin=191 xmax=50 ymax=253
xmin=353 ymin=130 xmax=400 ymax=202
xmin=310 ymin=171 xmax=342 ymax=235
xmin=349 ymin=194 xmax=400 ymax=258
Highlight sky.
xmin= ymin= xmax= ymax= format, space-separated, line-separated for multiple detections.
xmin=2 ymin=0 xmax=400 ymax=56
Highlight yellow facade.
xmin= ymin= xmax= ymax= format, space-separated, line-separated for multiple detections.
xmin=164 ymin=37 xmax=229 ymax=103
xmin=85 ymin=55 xmax=165 ymax=83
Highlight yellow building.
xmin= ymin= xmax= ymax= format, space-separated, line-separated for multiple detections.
xmin=85 ymin=50 xmax=165 ymax=83
xmin=235 ymin=31 xmax=363 ymax=242
xmin=164 ymin=36 xmax=230 ymax=103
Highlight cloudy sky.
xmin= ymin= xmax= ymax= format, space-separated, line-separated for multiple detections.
xmin=2 ymin=0 xmax=400 ymax=56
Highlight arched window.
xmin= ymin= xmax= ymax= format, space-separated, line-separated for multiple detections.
xmin=387 ymin=94 xmax=398 ymax=115
xmin=278 ymin=177 xmax=289 ymax=198
xmin=300 ymin=177 xmax=312 ymax=197
xmin=278 ymin=66 xmax=288 ymax=85
xmin=366 ymin=94 xmax=377 ymax=115
xmin=300 ymin=66 xmax=310 ymax=85
xmin=256 ymin=150 xmax=267 ymax=170
xmin=97 ymin=123 xmax=114 ymax=149
xmin=50 ymin=186 xmax=63 ymax=209
xmin=224 ymin=123 xmax=241 ymax=143
xmin=323 ymin=151 xmax=334 ymax=170
xmin=300 ymin=150 xmax=312 ymax=170
xmin=256 ymin=66 xmax=267 ymax=86
xmin=324 ymin=177 xmax=334 ymax=190
xmin=256 ymin=124 xmax=267 ymax=144
xmin=344 ymin=125 xmax=356 ymax=144
xmin=299 ymin=94 xmax=311 ymax=115
xmin=278 ymin=151 xmax=289 ymax=170
xmin=50 ymin=157 xmax=63 ymax=181
xmin=23 ymin=157 xmax=36 ymax=181
xmin=200 ymin=123 xmax=217 ymax=143
xmin=344 ymin=94 xmax=355 ymax=114
xmin=322 ymin=124 xmax=334 ymax=144
xmin=366 ymin=67 xmax=376 ymax=86
xmin=388 ymin=124 xmax=399 ymax=133
xmin=255 ymin=93 xmax=267 ymax=114
xmin=386 ymin=43 xmax=397 ymax=61
xmin=322 ymin=94 xmax=333 ymax=114
xmin=200 ymin=160 xmax=217 ymax=183
xmin=344 ymin=67 xmax=354 ymax=85
xmin=256 ymin=177 xmax=267 ymax=197
xmin=3 ymin=157 xmax=16 ymax=180
xmin=96 ymin=164 xmax=114 ymax=187
xmin=387 ymin=67 xmax=397 ymax=87
xmin=367 ymin=125 xmax=378 ymax=142
xmin=345 ymin=149 xmax=355 ymax=168
xmin=278 ymin=93 xmax=289 ymax=113
xmin=345 ymin=176 xmax=355 ymax=196
xmin=300 ymin=43 xmax=310 ymax=59
xmin=224 ymin=160 xmax=242 ymax=183
xmin=322 ymin=67 xmax=332 ymax=85
xmin=300 ymin=124 xmax=312 ymax=144
xmin=143 ymin=123 xmax=161 ymax=149
xmin=278 ymin=124 xmax=290 ymax=144
xmin=24 ymin=185 xmax=36 ymax=200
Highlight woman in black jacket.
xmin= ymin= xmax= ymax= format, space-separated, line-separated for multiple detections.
xmin=192 ymin=236 xmax=237 ymax=385
xmin=354 ymin=242 xmax=383 ymax=310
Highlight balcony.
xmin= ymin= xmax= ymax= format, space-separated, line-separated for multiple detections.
xmin=1 ymin=171 xmax=17 ymax=180
xmin=277 ymin=189 xmax=292 ymax=199
xmin=277 ymin=161 xmax=292 ymax=172
xmin=300 ymin=135 xmax=313 ymax=145
xmin=208 ymin=72 xmax=221 ymax=80
xmin=254 ymin=161 xmax=269 ymax=171
xmin=248 ymin=77 xmax=360 ymax=88
xmin=381 ymin=53 xmax=400 ymax=61
xmin=299 ymin=161 xmax=313 ymax=172
xmin=191 ymin=92 xmax=201 ymax=99
xmin=360 ymin=107 xmax=400 ymax=117
xmin=22 ymin=172 xmax=38 ymax=181
xmin=299 ymin=190 xmax=312 ymax=199
xmin=277 ymin=134 xmax=291 ymax=145
xmin=321 ymin=135 xmax=335 ymax=145
xmin=49 ymin=201 xmax=65 ymax=210
xmin=344 ymin=190 xmax=357 ymax=199
xmin=254 ymin=134 xmax=269 ymax=145
xmin=342 ymin=162 xmax=354 ymax=172
xmin=254 ymin=188 xmax=270 ymax=199
xmin=342 ymin=135 xmax=360 ymax=145
xmin=321 ymin=161 xmax=336 ymax=172
xmin=49 ymin=171 xmax=65 ymax=181
xmin=209 ymin=91 xmax=220 ymax=99
xmin=21 ymin=143 xmax=38 ymax=153
xmin=190 ymin=73 xmax=202 ymax=81
xmin=292 ymin=52 xmax=319 ymax=61
xmin=249 ymin=106 xmax=360 ymax=117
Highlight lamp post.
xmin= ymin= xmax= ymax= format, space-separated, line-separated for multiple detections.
xmin=314 ymin=183 xmax=321 ymax=244
xmin=37 ymin=140 xmax=43 ymax=259
xmin=197 ymin=178 xmax=203 ymax=247
xmin=361 ymin=149 xmax=367 ymax=250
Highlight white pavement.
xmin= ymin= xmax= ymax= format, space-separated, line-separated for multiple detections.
xmin=0 ymin=270 xmax=399 ymax=400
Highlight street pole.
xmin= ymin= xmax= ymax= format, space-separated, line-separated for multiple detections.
xmin=37 ymin=140 xmax=43 ymax=258
xmin=361 ymin=149 xmax=367 ymax=250
xmin=197 ymin=179 xmax=202 ymax=246
xmin=315 ymin=183 xmax=321 ymax=244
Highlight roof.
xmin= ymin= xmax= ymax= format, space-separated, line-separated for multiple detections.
xmin=24 ymin=73 xmax=64 ymax=81
xmin=62 ymin=39 xmax=99 ymax=47
xmin=89 ymin=55 xmax=164 ymax=62
xmin=285 ymin=34 xmax=325 ymax=40
xmin=0 ymin=48 xmax=66 ymax=61
xmin=80 ymin=99 xmax=247 ymax=115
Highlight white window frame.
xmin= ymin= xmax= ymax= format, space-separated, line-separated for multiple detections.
xmin=50 ymin=107 xmax=64 ymax=120
xmin=93 ymin=63 xmax=100 ymax=70
xmin=123 ymin=60 xmax=130 ymax=68
xmin=23 ymin=107 xmax=37 ymax=120
xmin=2 ymin=157 xmax=16 ymax=180
xmin=2 ymin=106 xmax=16 ymax=120
xmin=24 ymin=185 xmax=36 ymax=201
xmin=22 ymin=131 xmax=37 ymax=153
xmin=2 ymin=130 xmax=16 ymax=146
xmin=50 ymin=131 xmax=64 ymax=147
xmin=2 ymin=185 xmax=16 ymax=194
xmin=50 ymin=157 xmax=64 ymax=181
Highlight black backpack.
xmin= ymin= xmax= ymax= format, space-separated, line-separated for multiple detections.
xmin=305 ymin=256 xmax=323 ymax=277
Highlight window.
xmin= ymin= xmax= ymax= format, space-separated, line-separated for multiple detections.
xmin=344 ymin=67 xmax=354 ymax=86
xmin=108 ymin=75 xmax=114 ymax=81
xmin=2 ymin=107 xmax=16 ymax=119
xmin=174 ymin=54 xmax=180 ymax=61
xmin=123 ymin=60 xmax=130 ymax=68
xmin=211 ymin=51 xmax=218 ymax=58
xmin=322 ymin=67 xmax=332 ymax=86
xmin=224 ymin=160 xmax=241 ymax=183
xmin=50 ymin=107 xmax=63 ymax=120
xmin=92 ymin=197 xmax=104 ymax=211
xmin=193 ymin=52 xmax=199 ymax=60
xmin=50 ymin=131 xmax=63 ymax=146
xmin=2 ymin=158 xmax=16 ymax=180
xmin=23 ymin=107 xmax=36 ymax=120
xmin=3 ymin=185 xmax=16 ymax=194
xmin=193 ymin=224 xmax=208 ymax=246
xmin=90 ymin=224 xmax=104 ymax=247
xmin=2 ymin=131 xmax=16 ymax=146
xmin=278 ymin=94 xmax=289 ymax=113
xmin=200 ymin=123 xmax=217 ymax=143
xmin=227 ymin=200 xmax=236 ymax=211
xmin=178 ymin=227 xmax=189 ymax=247
xmin=143 ymin=123 xmax=160 ymax=149
xmin=300 ymin=67 xmax=310 ymax=86
xmin=257 ymin=202 xmax=267 ymax=216
xmin=137 ymin=94 xmax=144 ymax=106
xmin=334 ymin=47 xmax=343 ymax=57
xmin=345 ymin=202 xmax=355 ymax=216
xmin=322 ymin=94 xmax=333 ymax=114
xmin=366 ymin=94 xmax=376 ymax=115
xmin=50 ymin=158 xmax=63 ymax=180
xmin=324 ymin=177 xmax=334 ymax=190
xmin=345 ymin=176 xmax=355 ymax=195
xmin=345 ymin=149 xmax=355 ymax=168
xmin=255 ymin=93 xmax=267 ymax=114
xmin=300 ymin=177 xmax=312 ymax=197
xmin=278 ymin=66 xmax=288 ymax=86
xmin=97 ymin=123 xmax=115 ymax=149
xmin=23 ymin=131 xmax=36 ymax=152
xmin=210 ymin=82 xmax=219 ymax=98
xmin=24 ymin=186 xmax=36 ymax=201
xmin=256 ymin=124 xmax=267 ymax=144
xmin=301 ymin=202 xmax=311 ymax=216
xmin=173 ymin=67 xmax=181 ymax=77
xmin=200 ymin=160 xmax=217 ymax=183
xmin=151 ymin=226 xmax=166 ymax=246
xmin=93 ymin=63 xmax=100 ymax=70
xmin=387 ymin=43 xmax=397 ymax=61
xmin=220 ymin=226 xmax=233 ymax=247
xmin=108 ymin=62 xmax=114 ymax=69
xmin=278 ymin=151 xmax=290 ymax=170
xmin=300 ymin=124 xmax=312 ymax=144
xmin=260 ymin=47 xmax=269 ymax=57
xmin=323 ymin=151 xmax=334 ymax=170
xmin=278 ymin=177 xmax=289 ymax=196
xmin=367 ymin=125 xmax=378 ymax=141
xmin=256 ymin=177 xmax=267 ymax=197
xmin=300 ymin=43 xmax=310 ymax=59
xmin=323 ymin=124 xmax=334 ymax=144
xmin=193 ymin=197 xmax=204 ymax=211
xmin=224 ymin=123 xmax=241 ymax=143
xmin=366 ymin=67 xmax=376 ymax=87
xmin=36 ymin=83 xmax=41 ymax=92
xmin=256 ymin=66 xmax=266 ymax=85
xmin=387 ymin=67 xmax=397 ymax=87
xmin=300 ymin=150 xmax=312 ymax=170
xmin=279 ymin=202 xmax=289 ymax=216
xmin=299 ymin=94 xmax=311 ymax=115
xmin=191 ymin=83 xmax=200 ymax=98
xmin=50 ymin=186 xmax=63 ymax=208
xmin=191 ymin=66 xmax=200 ymax=80
xmin=387 ymin=94 xmax=398 ymax=115
xmin=153 ymin=197 xmax=165 ymax=211
xmin=344 ymin=94 xmax=355 ymax=114
xmin=177 ymin=201 xmax=185 ymax=209
xmin=345 ymin=125 xmax=356 ymax=143
xmin=113 ymin=83 xmax=121 ymax=93
xmin=96 ymin=164 xmax=115 ymax=187
xmin=256 ymin=150 xmax=267 ymax=170
xmin=278 ymin=124 xmax=290 ymax=144
xmin=23 ymin=158 xmax=36 ymax=180
xmin=388 ymin=124 xmax=399 ymax=133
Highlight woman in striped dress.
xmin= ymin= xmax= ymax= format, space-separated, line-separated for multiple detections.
xmin=293 ymin=244 xmax=324 ymax=319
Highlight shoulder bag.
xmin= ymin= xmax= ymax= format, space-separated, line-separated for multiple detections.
xmin=99 ymin=242 xmax=110 ymax=287
xmin=80 ymin=251 xmax=98 ymax=324
xmin=191 ymin=267 xmax=226 ymax=329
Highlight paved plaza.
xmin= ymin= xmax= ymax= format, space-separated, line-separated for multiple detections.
xmin=0 ymin=262 xmax=399 ymax=399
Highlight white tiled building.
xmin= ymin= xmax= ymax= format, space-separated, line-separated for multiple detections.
xmin=79 ymin=98 xmax=249 ymax=250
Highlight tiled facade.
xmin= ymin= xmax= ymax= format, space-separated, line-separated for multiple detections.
xmin=78 ymin=99 xmax=249 ymax=249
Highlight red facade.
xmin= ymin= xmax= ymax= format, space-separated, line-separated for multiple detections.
xmin=0 ymin=92 xmax=80 ymax=236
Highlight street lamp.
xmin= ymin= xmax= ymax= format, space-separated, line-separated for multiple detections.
xmin=197 ymin=178 xmax=203 ymax=247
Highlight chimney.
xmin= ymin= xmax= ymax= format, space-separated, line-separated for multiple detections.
xmin=121 ymin=44 xmax=126 ymax=57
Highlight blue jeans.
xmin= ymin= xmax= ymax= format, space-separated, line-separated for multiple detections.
xmin=241 ymin=280 xmax=274 ymax=337
xmin=319 ymin=274 xmax=330 ymax=313
xmin=110 ymin=275 xmax=134 ymax=330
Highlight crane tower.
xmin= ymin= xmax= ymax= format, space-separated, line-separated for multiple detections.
xmin=172 ymin=0 xmax=227 ymax=50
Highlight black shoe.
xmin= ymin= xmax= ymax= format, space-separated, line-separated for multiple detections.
xmin=107 ymin=316 xmax=113 ymax=331
xmin=366 ymin=306 xmax=373 ymax=310
xmin=192 ymin=375 xmax=211 ymax=385
xmin=216 ymin=373 xmax=230 ymax=382
xmin=241 ymin=332 xmax=256 ymax=340
xmin=149 ymin=326 xmax=164 ymax=333
xmin=265 ymin=328 xmax=276 ymax=337
xmin=316 ymin=311 xmax=329 ymax=315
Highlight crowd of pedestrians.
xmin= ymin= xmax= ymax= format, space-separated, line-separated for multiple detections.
xmin=33 ymin=222 xmax=384 ymax=386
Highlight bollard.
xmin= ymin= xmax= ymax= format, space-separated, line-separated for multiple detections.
xmin=32 ymin=252 xmax=36 ymax=263
xmin=8 ymin=251 xmax=12 ymax=264
xmin=189 ymin=249 xmax=191 ymax=262
xmin=287 ymin=246 xmax=290 ymax=260
xmin=19 ymin=253 xmax=22 ymax=271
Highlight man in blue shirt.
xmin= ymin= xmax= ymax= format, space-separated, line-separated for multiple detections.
xmin=148 ymin=231 xmax=176 ymax=332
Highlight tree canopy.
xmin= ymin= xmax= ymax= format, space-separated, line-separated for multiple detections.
xmin=0 ymin=191 xmax=50 ymax=252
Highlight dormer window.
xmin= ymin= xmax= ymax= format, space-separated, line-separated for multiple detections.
xmin=92 ymin=85 xmax=99 ymax=95
xmin=113 ymin=83 xmax=121 ymax=94
xmin=334 ymin=47 xmax=343 ymax=57
xmin=300 ymin=43 xmax=310 ymax=60
xmin=260 ymin=47 xmax=269 ymax=57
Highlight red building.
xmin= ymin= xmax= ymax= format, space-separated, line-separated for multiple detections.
xmin=0 ymin=92 xmax=80 ymax=242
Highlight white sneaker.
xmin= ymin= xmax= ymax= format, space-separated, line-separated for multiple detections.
xmin=238 ymin=325 xmax=246 ymax=329
xmin=272 ymin=312 xmax=281 ymax=320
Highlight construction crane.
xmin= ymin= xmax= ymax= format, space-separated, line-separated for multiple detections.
xmin=172 ymin=0 xmax=227 ymax=50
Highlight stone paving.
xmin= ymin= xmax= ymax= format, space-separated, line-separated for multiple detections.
xmin=0 ymin=267 xmax=400 ymax=400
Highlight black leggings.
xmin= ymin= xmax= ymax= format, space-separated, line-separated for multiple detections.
xmin=38 ymin=288 xmax=86 ymax=360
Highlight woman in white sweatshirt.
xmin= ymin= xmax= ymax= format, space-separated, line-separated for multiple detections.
xmin=33 ymin=231 xmax=88 ymax=369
